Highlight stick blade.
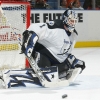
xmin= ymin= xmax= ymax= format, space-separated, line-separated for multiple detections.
xmin=42 ymin=79 xmax=69 ymax=88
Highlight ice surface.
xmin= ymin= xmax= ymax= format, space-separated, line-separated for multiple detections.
xmin=0 ymin=47 xmax=100 ymax=100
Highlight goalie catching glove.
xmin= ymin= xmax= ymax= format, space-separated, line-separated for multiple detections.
xmin=21 ymin=30 xmax=38 ymax=57
xmin=66 ymin=54 xmax=86 ymax=72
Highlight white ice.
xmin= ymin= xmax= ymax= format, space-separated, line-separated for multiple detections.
xmin=0 ymin=47 xmax=100 ymax=100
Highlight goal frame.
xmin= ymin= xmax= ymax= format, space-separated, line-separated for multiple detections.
xmin=0 ymin=1 xmax=30 ymax=29
xmin=0 ymin=1 xmax=31 ymax=68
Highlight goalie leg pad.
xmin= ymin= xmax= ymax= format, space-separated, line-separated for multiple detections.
xmin=0 ymin=66 xmax=59 ymax=88
xmin=9 ymin=67 xmax=58 ymax=88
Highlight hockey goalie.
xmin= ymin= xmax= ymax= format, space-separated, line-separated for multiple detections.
xmin=0 ymin=9 xmax=86 ymax=88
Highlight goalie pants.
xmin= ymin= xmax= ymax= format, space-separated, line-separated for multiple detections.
xmin=32 ymin=43 xmax=69 ymax=73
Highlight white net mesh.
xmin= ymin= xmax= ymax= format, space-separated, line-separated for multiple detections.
xmin=0 ymin=2 xmax=30 ymax=69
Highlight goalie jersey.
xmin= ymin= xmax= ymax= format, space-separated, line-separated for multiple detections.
xmin=27 ymin=19 xmax=78 ymax=63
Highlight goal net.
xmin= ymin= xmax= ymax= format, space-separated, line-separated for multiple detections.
xmin=0 ymin=1 xmax=30 ymax=69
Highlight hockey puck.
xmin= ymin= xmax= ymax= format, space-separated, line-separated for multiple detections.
xmin=62 ymin=94 xmax=67 ymax=98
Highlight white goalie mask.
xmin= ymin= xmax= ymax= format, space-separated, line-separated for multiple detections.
xmin=62 ymin=10 xmax=78 ymax=32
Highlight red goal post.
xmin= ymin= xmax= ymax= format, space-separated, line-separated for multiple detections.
xmin=0 ymin=1 xmax=30 ymax=69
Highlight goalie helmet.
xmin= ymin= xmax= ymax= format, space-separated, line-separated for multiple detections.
xmin=62 ymin=9 xmax=78 ymax=32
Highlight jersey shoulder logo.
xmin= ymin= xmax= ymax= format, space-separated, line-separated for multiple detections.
xmin=48 ymin=21 xmax=54 ymax=26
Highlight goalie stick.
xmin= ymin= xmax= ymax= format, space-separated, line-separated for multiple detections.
xmin=25 ymin=56 xmax=81 ymax=88
xmin=27 ymin=55 xmax=70 ymax=88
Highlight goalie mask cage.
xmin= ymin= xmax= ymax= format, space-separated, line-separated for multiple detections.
xmin=0 ymin=1 xmax=30 ymax=69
